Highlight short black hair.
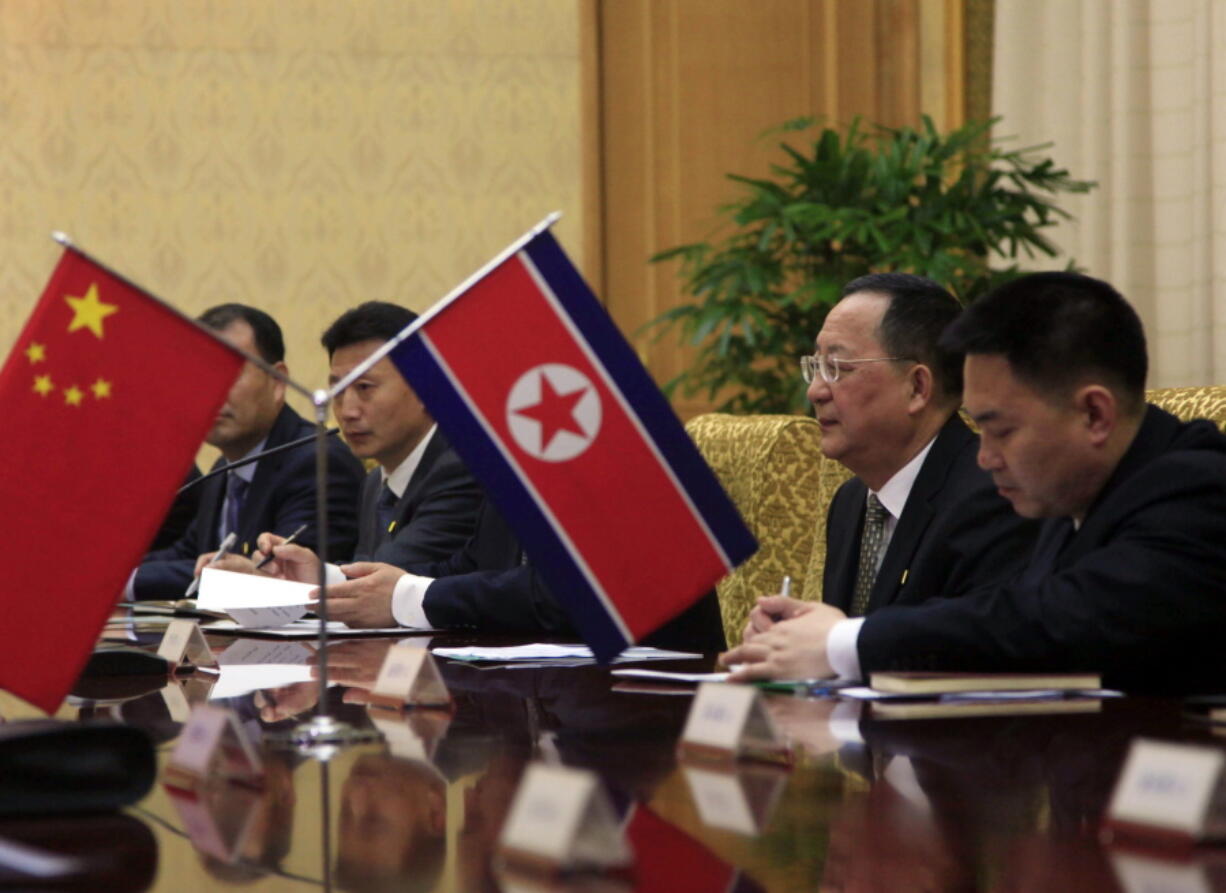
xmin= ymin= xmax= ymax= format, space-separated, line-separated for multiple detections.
xmin=841 ymin=272 xmax=965 ymax=402
xmin=321 ymin=301 xmax=417 ymax=357
xmin=940 ymin=271 xmax=1147 ymax=413
xmin=198 ymin=304 xmax=285 ymax=363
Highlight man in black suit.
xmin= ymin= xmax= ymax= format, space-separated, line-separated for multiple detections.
xmin=255 ymin=301 xmax=483 ymax=626
xmin=724 ymin=272 xmax=1226 ymax=691
xmin=748 ymin=274 xmax=1036 ymax=631
xmin=131 ymin=304 xmax=365 ymax=600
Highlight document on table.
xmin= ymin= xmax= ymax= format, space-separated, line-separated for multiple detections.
xmin=611 ymin=668 xmax=731 ymax=683
xmin=196 ymin=568 xmax=317 ymax=627
xmin=202 ymin=618 xmax=423 ymax=639
xmin=431 ymin=644 xmax=700 ymax=664
xmin=207 ymin=638 xmax=314 ymax=699
xmin=837 ymin=686 xmax=1123 ymax=702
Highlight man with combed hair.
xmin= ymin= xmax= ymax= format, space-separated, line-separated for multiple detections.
xmin=745 ymin=273 xmax=1036 ymax=634
xmin=254 ymin=301 xmax=483 ymax=625
xmin=725 ymin=272 xmax=1226 ymax=691
xmin=131 ymin=304 xmax=365 ymax=599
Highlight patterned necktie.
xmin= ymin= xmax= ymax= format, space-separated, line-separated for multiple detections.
xmin=850 ymin=494 xmax=889 ymax=617
xmin=375 ymin=482 xmax=398 ymax=543
xmin=222 ymin=472 xmax=249 ymax=543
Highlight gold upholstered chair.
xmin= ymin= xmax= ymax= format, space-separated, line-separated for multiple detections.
xmin=687 ymin=384 xmax=1226 ymax=645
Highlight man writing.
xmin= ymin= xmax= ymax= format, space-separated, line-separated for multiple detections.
xmin=132 ymin=304 xmax=364 ymax=599
xmin=725 ymin=272 xmax=1226 ymax=691
xmin=255 ymin=301 xmax=483 ymax=625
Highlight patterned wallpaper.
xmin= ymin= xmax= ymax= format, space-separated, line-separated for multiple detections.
xmin=0 ymin=0 xmax=583 ymax=401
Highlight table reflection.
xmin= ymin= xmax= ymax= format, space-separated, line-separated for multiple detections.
xmin=40 ymin=630 xmax=1226 ymax=891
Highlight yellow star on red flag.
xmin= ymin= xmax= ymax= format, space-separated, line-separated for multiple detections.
xmin=32 ymin=375 xmax=53 ymax=397
xmin=91 ymin=378 xmax=112 ymax=399
xmin=25 ymin=343 xmax=46 ymax=363
xmin=65 ymin=284 xmax=118 ymax=338
xmin=63 ymin=385 xmax=83 ymax=406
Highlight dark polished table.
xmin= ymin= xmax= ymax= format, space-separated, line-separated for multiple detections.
xmin=3 ymin=622 xmax=1226 ymax=892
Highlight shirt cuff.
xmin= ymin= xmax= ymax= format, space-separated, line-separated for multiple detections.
xmin=123 ymin=567 xmax=138 ymax=601
xmin=391 ymin=573 xmax=435 ymax=629
xmin=827 ymin=617 xmax=866 ymax=680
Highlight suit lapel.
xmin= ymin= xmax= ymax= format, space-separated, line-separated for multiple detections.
xmin=825 ymin=480 xmax=867 ymax=612
xmin=394 ymin=431 xmax=447 ymax=522
xmin=868 ymin=415 xmax=976 ymax=612
xmin=233 ymin=405 xmax=302 ymax=556
xmin=198 ymin=460 xmax=228 ymax=551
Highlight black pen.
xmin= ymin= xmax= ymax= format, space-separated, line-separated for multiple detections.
xmin=254 ymin=523 xmax=308 ymax=571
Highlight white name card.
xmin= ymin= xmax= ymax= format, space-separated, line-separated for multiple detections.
xmin=680 ymin=682 xmax=789 ymax=762
xmin=165 ymin=704 xmax=263 ymax=790
xmin=1110 ymin=850 xmax=1217 ymax=893
xmin=1106 ymin=738 xmax=1226 ymax=842
xmin=368 ymin=645 xmax=451 ymax=709
xmin=498 ymin=763 xmax=632 ymax=870
xmin=681 ymin=760 xmax=788 ymax=836
xmin=157 ymin=619 xmax=217 ymax=669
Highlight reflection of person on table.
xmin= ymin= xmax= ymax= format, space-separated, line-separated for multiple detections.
xmin=335 ymin=753 xmax=446 ymax=893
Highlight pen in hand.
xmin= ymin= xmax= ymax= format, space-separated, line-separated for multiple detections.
xmin=184 ymin=531 xmax=238 ymax=598
xmin=254 ymin=523 xmax=308 ymax=571
xmin=764 ymin=574 xmax=792 ymax=625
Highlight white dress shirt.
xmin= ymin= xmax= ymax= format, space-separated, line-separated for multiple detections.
xmin=827 ymin=437 xmax=936 ymax=680
xmin=324 ymin=427 xmax=438 ymax=629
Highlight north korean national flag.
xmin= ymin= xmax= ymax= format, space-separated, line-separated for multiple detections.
xmin=389 ymin=219 xmax=756 ymax=659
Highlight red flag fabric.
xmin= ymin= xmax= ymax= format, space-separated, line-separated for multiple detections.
xmin=0 ymin=247 xmax=243 ymax=713
xmin=388 ymin=227 xmax=757 ymax=659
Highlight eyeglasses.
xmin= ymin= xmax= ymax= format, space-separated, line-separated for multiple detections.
xmin=800 ymin=354 xmax=911 ymax=384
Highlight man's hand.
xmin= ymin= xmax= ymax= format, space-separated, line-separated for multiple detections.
xmin=720 ymin=603 xmax=847 ymax=681
xmin=254 ymin=532 xmax=321 ymax=583
xmin=311 ymin=639 xmax=394 ymax=689
xmin=743 ymin=594 xmax=818 ymax=642
xmin=323 ymin=562 xmax=406 ymax=628
xmin=193 ymin=551 xmax=259 ymax=578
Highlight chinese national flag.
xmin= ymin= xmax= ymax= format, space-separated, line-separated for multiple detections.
xmin=0 ymin=247 xmax=243 ymax=713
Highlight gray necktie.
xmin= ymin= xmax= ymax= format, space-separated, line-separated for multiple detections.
xmin=850 ymin=494 xmax=889 ymax=617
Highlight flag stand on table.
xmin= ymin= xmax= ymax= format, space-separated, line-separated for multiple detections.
xmin=0 ymin=233 xmax=376 ymax=754
xmin=330 ymin=213 xmax=757 ymax=658
xmin=265 ymin=388 xmax=382 ymax=755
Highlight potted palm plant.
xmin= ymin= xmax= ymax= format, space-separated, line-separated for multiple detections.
xmin=650 ymin=116 xmax=1095 ymax=413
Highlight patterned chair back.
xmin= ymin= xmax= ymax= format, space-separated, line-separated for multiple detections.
xmin=687 ymin=385 xmax=1226 ymax=645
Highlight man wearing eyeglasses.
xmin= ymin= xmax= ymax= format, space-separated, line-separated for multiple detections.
xmin=724 ymin=272 xmax=1226 ymax=690
xmin=755 ymin=273 xmax=1037 ymax=629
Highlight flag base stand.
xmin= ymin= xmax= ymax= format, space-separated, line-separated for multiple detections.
xmin=265 ymin=715 xmax=382 ymax=760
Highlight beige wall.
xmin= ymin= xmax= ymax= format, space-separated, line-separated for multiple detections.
xmin=0 ymin=0 xmax=584 ymax=419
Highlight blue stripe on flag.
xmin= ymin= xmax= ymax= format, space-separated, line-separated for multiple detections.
xmin=522 ymin=231 xmax=757 ymax=569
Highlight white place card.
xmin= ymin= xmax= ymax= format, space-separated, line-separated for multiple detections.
xmin=498 ymin=763 xmax=632 ymax=870
xmin=1110 ymin=850 xmax=1217 ymax=893
xmin=1105 ymin=738 xmax=1226 ymax=842
xmin=369 ymin=645 xmax=451 ymax=709
xmin=681 ymin=760 xmax=789 ymax=836
xmin=165 ymin=704 xmax=263 ymax=790
xmin=368 ymin=709 xmax=452 ymax=762
xmin=164 ymin=781 xmax=262 ymax=864
xmin=157 ymin=619 xmax=217 ymax=668
xmin=679 ymin=682 xmax=789 ymax=761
